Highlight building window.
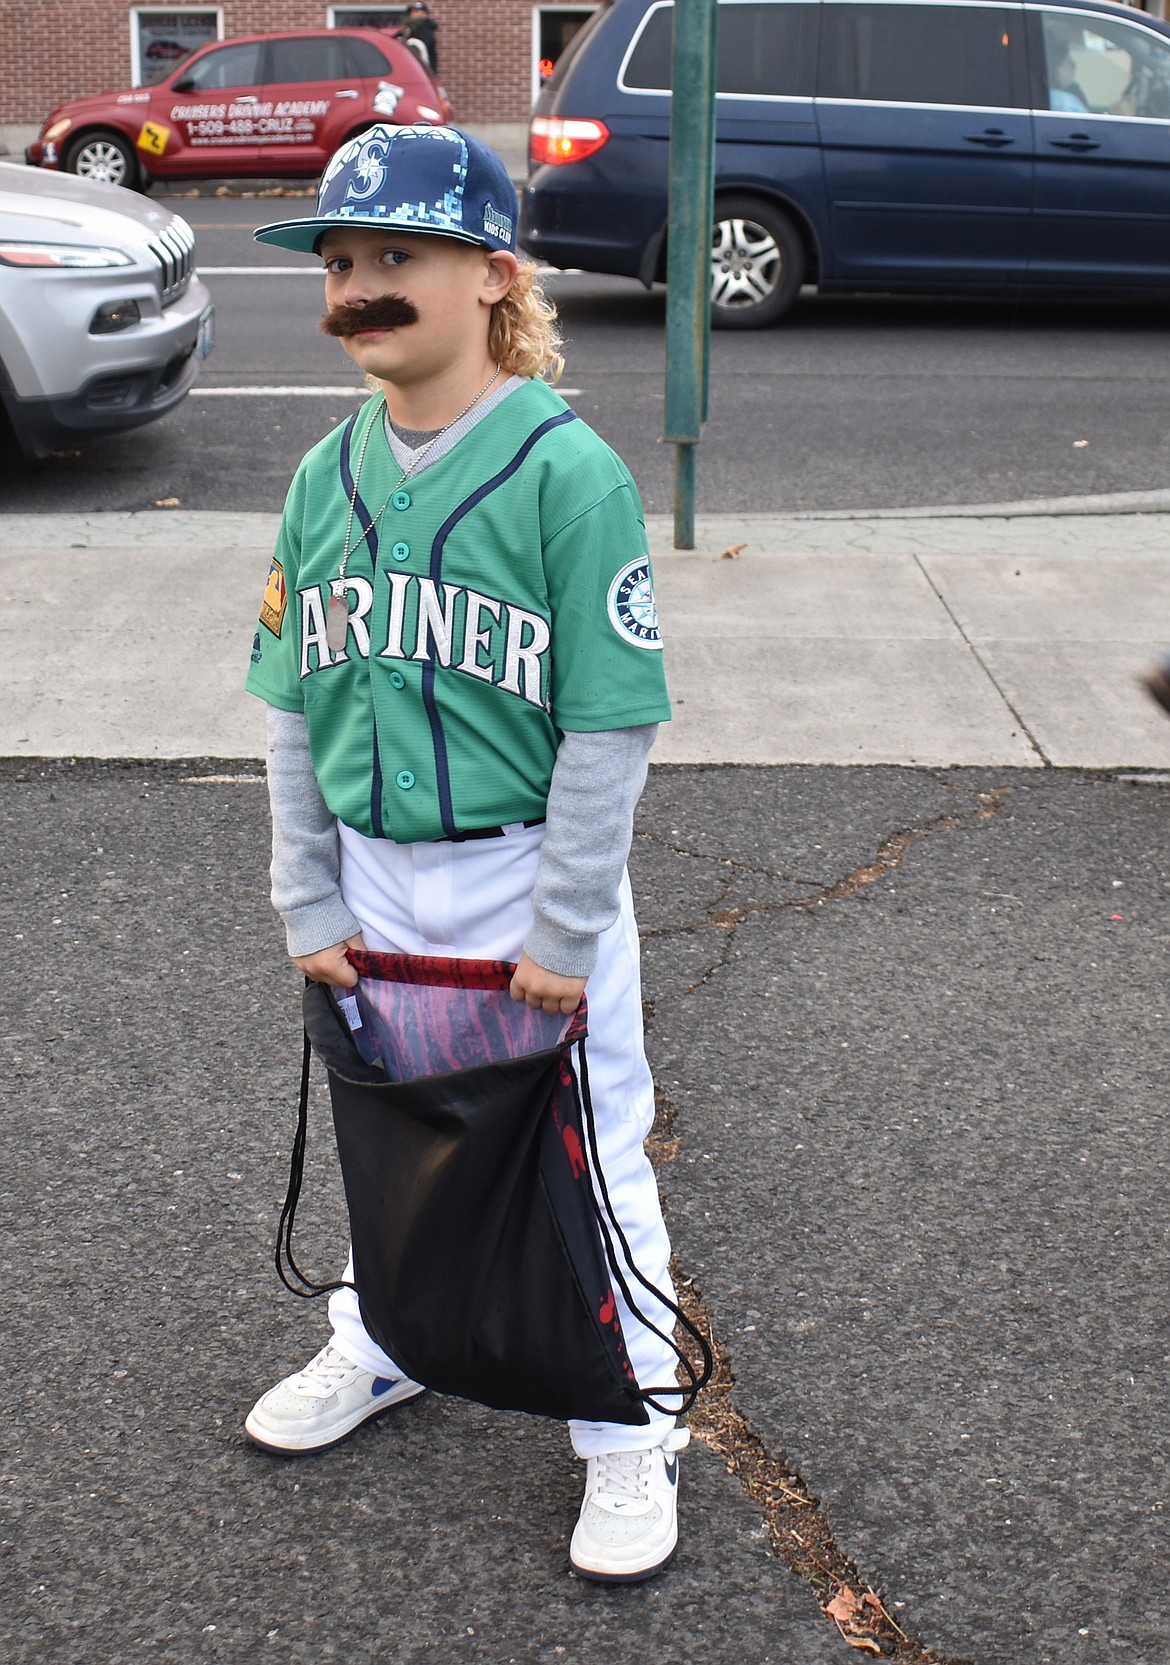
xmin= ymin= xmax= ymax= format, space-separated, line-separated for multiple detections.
xmin=130 ymin=8 xmax=222 ymax=86
xmin=327 ymin=6 xmax=409 ymax=27
xmin=534 ymin=6 xmax=597 ymax=99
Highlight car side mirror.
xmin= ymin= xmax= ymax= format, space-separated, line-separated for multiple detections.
xmin=172 ymin=77 xmax=195 ymax=93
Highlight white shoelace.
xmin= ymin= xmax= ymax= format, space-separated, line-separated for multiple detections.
xmin=593 ymin=1449 xmax=652 ymax=1504
xmin=296 ymin=1344 xmax=357 ymax=1391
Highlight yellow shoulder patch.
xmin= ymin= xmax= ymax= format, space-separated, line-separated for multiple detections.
xmin=259 ymin=559 xmax=287 ymax=637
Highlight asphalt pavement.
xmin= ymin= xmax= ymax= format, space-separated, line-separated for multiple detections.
xmin=4 ymin=491 xmax=1170 ymax=1664
xmin=7 ymin=190 xmax=1170 ymax=516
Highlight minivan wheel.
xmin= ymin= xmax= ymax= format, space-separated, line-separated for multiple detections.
xmin=65 ymin=131 xmax=139 ymax=190
xmin=710 ymin=196 xmax=804 ymax=329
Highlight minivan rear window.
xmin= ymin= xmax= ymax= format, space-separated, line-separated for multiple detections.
xmin=819 ymin=3 xmax=1019 ymax=108
xmin=623 ymin=0 xmax=817 ymax=97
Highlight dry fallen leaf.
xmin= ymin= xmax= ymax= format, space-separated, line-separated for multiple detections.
xmin=826 ymin=1586 xmax=888 ymax=1653
xmin=826 ymin=1587 xmax=862 ymax=1624
xmin=154 ymin=496 xmax=181 ymax=508
xmin=716 ymin=542 xmax=747 ymax=561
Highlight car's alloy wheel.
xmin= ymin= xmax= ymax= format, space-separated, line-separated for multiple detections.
xmin=65 ymin=133 xmax=138 ymax=189
xmin=709 ymin=196 xmax=804 ymax=328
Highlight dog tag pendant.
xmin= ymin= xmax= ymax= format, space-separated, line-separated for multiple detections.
xmin=327 ymin=591 xmax=349 ymax=654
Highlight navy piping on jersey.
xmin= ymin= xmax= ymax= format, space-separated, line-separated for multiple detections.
xmin=423 ymin=408 xmax=579 ymax=836
xmin=338 ymin=408 xmax=386 ymax=836
xmin=339 ymin=408 xmax=382 ymax=563
xmin=369 ymin=710 xmax=386 ymax=840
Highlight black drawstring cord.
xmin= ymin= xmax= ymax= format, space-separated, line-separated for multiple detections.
xmin=573 ymin=1038 xmax=713 ymax=1416
xmin=274 ymin=1028 xmax=354 ymax=1299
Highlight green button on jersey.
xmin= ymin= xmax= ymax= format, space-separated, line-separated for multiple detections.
xmin=246 ymin=379 xmax=670 ymax=843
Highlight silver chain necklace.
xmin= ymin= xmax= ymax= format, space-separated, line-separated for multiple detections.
xmin=327 ymin=364 xmax=503 ymax=654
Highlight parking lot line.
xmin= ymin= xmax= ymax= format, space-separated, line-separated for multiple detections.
xmin=189 ymin=386 xmax=583 ymax=397
xmin=199 ymin=266 xmax=320 ymax=274
xmin=196 ymin=265 xmax=572 ymax=276
xmin=191 ymin=385 xmax=365 ymax=396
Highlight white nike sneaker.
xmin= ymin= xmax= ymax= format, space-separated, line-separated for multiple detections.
xmin=244 ymin=1342 xmax=426 ymax=1455
xmin=569 ymin=1426 xmax=690 ymax=1582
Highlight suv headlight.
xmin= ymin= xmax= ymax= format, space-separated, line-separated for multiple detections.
xmin=0 ymin=241 xmax=134 ymax=269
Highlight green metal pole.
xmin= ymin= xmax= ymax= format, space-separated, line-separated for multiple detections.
xmin=664 ymin=0 xmax=718 ymax=550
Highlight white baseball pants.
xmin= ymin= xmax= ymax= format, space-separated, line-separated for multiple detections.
xmin=328 ymin=820 xmax=681 ymax=1457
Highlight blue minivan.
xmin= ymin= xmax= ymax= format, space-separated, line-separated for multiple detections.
xmin=520 ymin=0 xmax=1170 ymax=325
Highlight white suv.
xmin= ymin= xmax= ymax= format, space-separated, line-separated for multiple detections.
xmin=0 ymin=162 xmax=212 ymax=458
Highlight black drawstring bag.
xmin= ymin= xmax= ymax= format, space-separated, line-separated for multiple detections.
xmin=275 ymin=950 xmax=711 ymax=1427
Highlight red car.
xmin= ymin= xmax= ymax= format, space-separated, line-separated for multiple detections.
xmin=26 ymin=29 xmax=451 ymax=190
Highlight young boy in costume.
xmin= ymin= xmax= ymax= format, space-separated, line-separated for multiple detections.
xmin=243 ymin=125 xmax=687 ymax=1582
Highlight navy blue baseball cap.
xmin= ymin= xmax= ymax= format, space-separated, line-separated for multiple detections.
xmin=254 ymin=124 xmax=517 ymax=255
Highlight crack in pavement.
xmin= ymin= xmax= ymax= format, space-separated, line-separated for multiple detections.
xmin=643 ymin=788 xmax=1013 ymax=1661
xmin=639 ymin=787 xmax=1012 ymax=996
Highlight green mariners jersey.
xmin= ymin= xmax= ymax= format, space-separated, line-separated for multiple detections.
xmin=246 ymin=378 xmax=671 ymax=843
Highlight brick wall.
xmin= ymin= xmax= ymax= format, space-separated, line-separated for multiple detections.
xmin=2 ymin=0 xmax=540 ymax=126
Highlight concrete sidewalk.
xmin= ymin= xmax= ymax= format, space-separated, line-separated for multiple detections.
xmin=3 ymin=506 xmax=1169 ymax=767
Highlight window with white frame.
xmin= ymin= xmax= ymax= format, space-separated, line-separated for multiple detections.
xmin=327 ymin=6 xmax=409 ymax=27
xmin=130 ymin=8 xmax=222 ymax=86
xmin=533 ymin=6 xmax=598 ymax=100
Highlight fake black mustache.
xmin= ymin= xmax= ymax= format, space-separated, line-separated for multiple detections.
xmin=319 ymin=294 xmax=420 ymax=336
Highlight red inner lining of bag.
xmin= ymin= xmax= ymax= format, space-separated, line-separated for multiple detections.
xmin=347 ymin=949 xmax=518 ymax=991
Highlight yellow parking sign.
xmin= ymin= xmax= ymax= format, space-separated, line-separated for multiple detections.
xmin=137 ymin=121 xmax=170 ymax=156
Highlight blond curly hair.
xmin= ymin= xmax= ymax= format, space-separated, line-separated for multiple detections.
xmin=489 ymin=257 xmax=564 ymax=384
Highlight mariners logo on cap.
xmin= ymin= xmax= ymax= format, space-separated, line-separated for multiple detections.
xmin=607 ymin=560 xmax=662 ymax=650
xmin=343 ymin=136 xmax=390 ymax=204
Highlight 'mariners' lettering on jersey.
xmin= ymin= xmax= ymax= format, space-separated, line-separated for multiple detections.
xmin=298 ymin=574 xmax=551 ymax=708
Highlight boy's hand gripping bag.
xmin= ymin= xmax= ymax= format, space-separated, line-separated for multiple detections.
xmin=275 ymin=951 xmax=710 ymax=1426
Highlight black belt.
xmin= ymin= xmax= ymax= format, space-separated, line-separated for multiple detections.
xmin=440 ymin=818 xmax=545 ymax=844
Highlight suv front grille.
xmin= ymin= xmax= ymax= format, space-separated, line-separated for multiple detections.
xmin=148 ymin=219 xmax=195 ymax=307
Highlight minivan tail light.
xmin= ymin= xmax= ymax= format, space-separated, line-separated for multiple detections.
xmin=530 ymin=117 xmax=610 ymax=166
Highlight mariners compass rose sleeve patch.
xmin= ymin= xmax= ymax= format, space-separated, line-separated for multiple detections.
xmin=606 ymin=559 xmax=662 ymax=650
xmin=259 ymin=558 xmax=287 ymax=637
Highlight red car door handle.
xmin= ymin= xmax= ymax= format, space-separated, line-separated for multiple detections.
xmin=335 ymin=89 xmax=360 ymax=98
xmin=963 ymin=129 xmax=1015 ymax=147
xmin=1048 ymin=135 xmax=1101 ymax=151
